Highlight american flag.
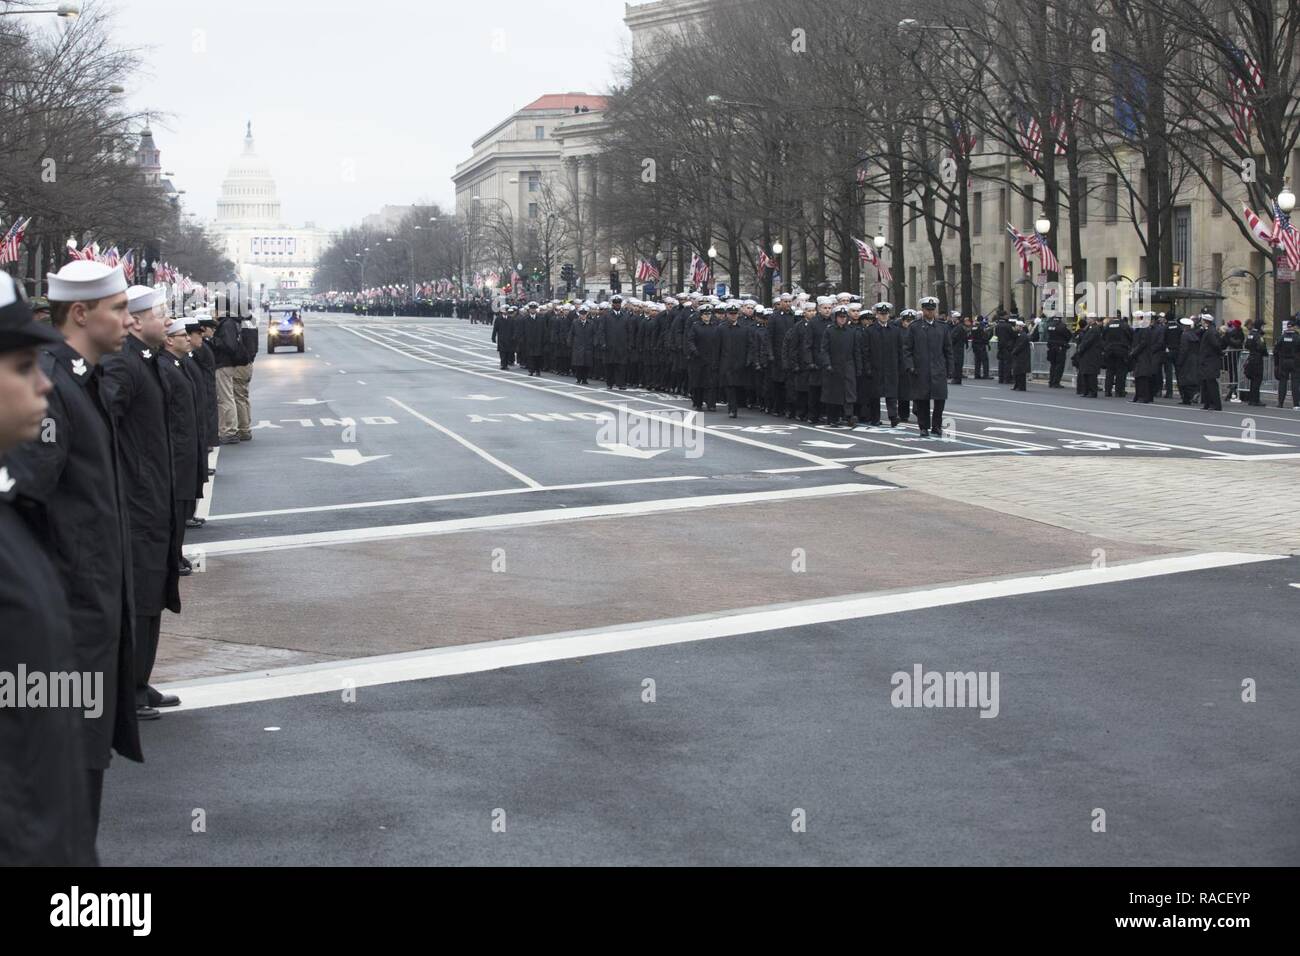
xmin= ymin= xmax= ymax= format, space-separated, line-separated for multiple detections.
xmin=1049 ymin=99 xmax=1080 ymax=156
xmin=1007 ymin=224 xmax=1036 ymax=275
xmin=1017 ymin=115 xmax=1042 ymax=160
xmin=1242 ymin=204 xmax=1273 ymax=245
xmin=1037 ymin=235 xmax=1060 ymax=273
xmin=855 ymin=163 xmax=868 ymax=186
xmin=1270 ymin=200 xmax=1300 ymax=269
xmin=103 ymin=246 xmax=120 ymax=267
xmin=690 ymin=252 xmax=710 ymax=289
xmin=636 ymin=258 xmax=660 ymax=282
xmin=755 ymin=247 xmax=775 ymax=280
xmin=510 ymin=268 xmax=522 ymax=290
xmin=950 ymin=121 xmax=977 ymax=158
xmin=121 ymin=249 xmax=136 ymax=281
xmin=1228 ymin=47 xmax=1263 ymax=146
xmin=852 ymin=237 xmax=894 ymax=285
xmin=0 ymin=217 xmax=30 ymax=265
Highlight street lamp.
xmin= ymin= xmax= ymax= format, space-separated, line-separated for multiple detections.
xmin=1278 ymin=184 xmax=1296 ymax=214
xmin=1035 ymin=216 xmax=1051 ymax=236
xmin=0 ymin=2 xmax=80 ymax=16
xmin=874 ymin=232 xmax=887 ymax=249
xmin=772 ymin=240 xmax=783 ymax=256
xmin=707 ymin=245 xmax=717 ymax=259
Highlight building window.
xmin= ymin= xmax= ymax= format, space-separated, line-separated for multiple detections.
xmin=1077 ymin=178 xmax=1088 ymax=226
xmin=528 ymin=202 xmax=539 ymax=219
xmin=1212 ymin=252 xmax=1223 ymax=291
xmin=1022 ymin=186 xmax=1033 ymax=229
xmin=1173 ymin=206 xmax=1191 ymax=283
xmin=1211 ymin=160 xmax=1224 ymax=217
xmin=908 ymin=266 xmax=916 ymax=298
xmin=973 ymin=192 xmax=983 ymax=235
xmin=528 ymin=173 xmax=540 ymax=193
xmin=1105 ymin=257 xmax=1118 ymax=314
xmin=973 ymin=264 xmax=982 ymax=314
xmin=908 ymin=204 xmax=917 ymax=242
xmin=999 ymin=187 xmax=1007 ymax=222
xmin=1139 ymin=168 xmax=1148 ymax=221
xmin=1105 ymin=174 xmax=1119 ymax=223
xmin=535 ymin=125 xmax=545 ymax=140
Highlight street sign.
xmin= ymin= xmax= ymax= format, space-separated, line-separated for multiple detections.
xmin=1277 ymin=266 xmax=1294 ymax=284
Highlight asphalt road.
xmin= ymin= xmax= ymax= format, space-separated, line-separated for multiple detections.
xmin=99 ymin=554 xmax=1300 ymax=866
xmin=101 ymin=311 xmax=1298 ymax=867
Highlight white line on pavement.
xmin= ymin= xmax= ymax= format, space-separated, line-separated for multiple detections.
xmin=159 ymin=551 xmax=1284 ymax=710
xmin=946 ymin=410 xmax=1238 ymax=458
xmin=386 ymin=396 xmax=542 ymax=489
xmin=195 ymin=483 xmax=888 ymax=556
xmin=982 ymin=396 xmax=1300 ymax=438
xmin=206 ymin=476 xmax=709 ymax=521
xmin=194 ymin=446 xmax=221 ymax=521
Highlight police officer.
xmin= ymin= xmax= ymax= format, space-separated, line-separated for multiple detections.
xmin=1073 ymin=314 xmax=1103 ymax=397
xmin=1197 ymin=312 xmax=1224 ymax=411
xmin=1162 ymin=312 xmax=1182 ymax=398
xmin=0 ymin=275 xmax=98 ymax=865
xmin=970 ymin=317 xmax=990 ymax=379
xmin=1242 ymin=318 xmax=1268 ymax=407
xmin=1043 ymin=313 xmax=1071 ymax=388
xmin=1275 ymin=317 xmax=1300 ymax=408
xmin=1102 ymin=314 xmax=1132 ymax=397
xmin=4 ymin=261 xmax=143 ymax=838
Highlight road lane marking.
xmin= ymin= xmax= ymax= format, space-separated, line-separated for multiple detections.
xmin=194 ymin=483 xmax=889 ymax=557
xmin=946 ymin=410 xmax=1238 ymax=459
xmin=981 ymin=396 xmax=1300 ymax=438
xmin=342 ymin=326 xmax=845 ymax=468
xmin=386 ymin=396 xmax=541 ymax=489
xmin=159 ymin=551 xmax=1284 ymax=710
xmin=205 ymin=476 xmax=711 ymax=521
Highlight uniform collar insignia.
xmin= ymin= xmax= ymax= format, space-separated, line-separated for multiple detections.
xmin=71 ymin=357 xmax=87 ymax=376
xmin=174 ymin=358 xmax=181 ymax=366
xmin=0 ymin=466 xmax=14 ymax=494
xmin=142 ymin=348 xmax=153 ymax=359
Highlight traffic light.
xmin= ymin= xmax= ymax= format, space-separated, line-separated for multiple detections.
xmin=561 ymin=263 xmax=575 ymax=287
xmin=609 ymin=270 xmax=621 ymax=293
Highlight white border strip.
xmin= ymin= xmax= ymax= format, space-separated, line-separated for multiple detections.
xmin=161 ymin=551 xmax=1282 ymax=711
xmin=196 ymin=482 xmax=888 ymax=556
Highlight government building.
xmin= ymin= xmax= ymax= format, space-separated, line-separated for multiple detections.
xmin=206 ymin=123 xmax=335 ymax=296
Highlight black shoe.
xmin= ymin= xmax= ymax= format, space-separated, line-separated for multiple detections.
xmin=136 ymin=705 xmax=160 ymax=721
xmin=219 ymin=437 xmax=240 ymax=445
xmin=207 ymin=468 xmax=216 ymax=476
xmin=178 ymin=563 xmax=192 ymax=577
xmin=889 ymin=419 xmax=899 ymax=428
xmin=930 ymin=428 xmax=943 ymax=437
xmin=847 ymin=416 xmax=858 ymax=428
xmin=185 ymin=517 xmax=205 ymax=529
xmin=147 ymin=687 xmax=181 ymax=708
xmin=728 ymin=411 xmax=738 ymax=419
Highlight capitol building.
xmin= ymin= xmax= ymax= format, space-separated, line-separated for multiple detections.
xmin=207 ymin=123 xmax=335 ymax=295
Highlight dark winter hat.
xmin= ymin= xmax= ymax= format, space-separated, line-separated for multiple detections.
xmin=0 ymin=276 xmax=63 ymax=352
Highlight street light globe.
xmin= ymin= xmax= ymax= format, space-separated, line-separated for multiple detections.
xmin=386 ymin=237 xmax=393 ymax=243
xmin=1278 ymin=185 xmax=1296 ymax=214
xmin=609 ymin=256 xmax=618 ymax=267
xmin=57 ymin=3 xmax=81 ymax=18
xmin=772 ymin=241 xmax=784 ymax=256
xmin=873 ymin=233 xmax=887 ymax=249
xmin=1035 ymin=217 xmax=1051 ymax=235
xmin=706 ymin=94 xmax=723 ymax=107
xmin=707 ymin=245 xmax=718 ymax=258
xmin=898 ymin=18 xmax=917 ymax=30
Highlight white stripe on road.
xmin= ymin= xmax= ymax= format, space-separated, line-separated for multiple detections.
xmin=196 ymin=482 xmax=888 ymax=556
xmin=159 ymin=551 xmax=1284 ymax=711
xmin=946 ymin=410 xmax=1239 ymax=458
xmin=982 ymin=396 xmax=1300 ymax=438
xmin=840 ymin=449 xmax=1033 ymax=464
xmin=206 ymin=476 xmax=710 ymax=521
xmin=386 ymin=396 xmax=542 ymax=489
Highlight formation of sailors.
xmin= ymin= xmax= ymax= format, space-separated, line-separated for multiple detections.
xmin=1 ymin=261 xmax=227 ymax=864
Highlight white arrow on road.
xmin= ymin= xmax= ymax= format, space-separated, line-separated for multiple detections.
xmin=802 ymin=440 xmax=856 ymax=449
xmin=1203 ymin=435 xmax=1291 ymax=447
xmin=304 ymin=449 xmax=390 ymax=466
xmin=984 ymin=426 xmax=1035 ymax=434
xmin=461 ymin=394 xmax=504 ymax=401
xmin=584 ymin=443 xmax=668 ymax=460
xmin=285 ymin=398 xmax=328 ymax=406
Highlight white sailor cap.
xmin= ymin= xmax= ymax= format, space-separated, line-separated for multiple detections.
xmin=847 ymin=300 xmax=862 ymax=309
xmin=126 ymin=284 xmax=161 ymax=314
xmin=816 ymin=296 xmax=833 ymax=306
xmin=919 ymin=296 xmax=939 ymax=309
xmin=801 ymin=299 xmax=818 ymax=310
xmin=900 ymin=308 xmax=918 ymax=318
xmin=47 ymin=260 xmax=128 ymax=304
xmin=779 ymin=293 xmax=793 ymax=301
xmin=165 ymin=317 xmax=188 ymax=335
xmin=874 ymin=301 xmax=893 ymax=313
xmin=1179 ymin=317 xmax=1194 ymax=326
xmin=836 ymin=292 xmax=853 ymax=302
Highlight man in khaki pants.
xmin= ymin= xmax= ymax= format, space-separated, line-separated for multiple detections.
xmin=233 ymin=312 xmax=259 ymax=440
xmin=212 ymin=307 xmax=245 ymax=444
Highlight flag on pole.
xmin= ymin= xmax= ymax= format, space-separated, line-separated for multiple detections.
xmin=1271 ymin=200 xmax=1300 ymax=269
xmin=1007 ymin=224 xmax=1036 ymax=275
xmin=690 ymin=252 xmax=710 ymax=289
xmin=755 ymin=247 xmax=776 ymax=280
xmin=121 ymin=250 xmax=136 ymax=280
xmin=0 ymin=217 xmax=31 ymax=265
xmin=1242 ymin=205 xmax=1272 ymax=245
xmin=1228 ymin=46 xmax=1263 ymax=146
xmin=852 ymin=237 xmax=894 ymax=285
xmin=636 ymin=259 xmax=660 ymax=283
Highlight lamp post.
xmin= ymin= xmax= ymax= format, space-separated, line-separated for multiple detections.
xmin=0 ymin=2 xmax=80 ymax=16
xmin=1226 ymin=267 xmax=1271 ymax=331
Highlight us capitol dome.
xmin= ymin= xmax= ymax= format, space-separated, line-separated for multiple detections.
xmin=207 ymin=122 xmax=335 ymax=295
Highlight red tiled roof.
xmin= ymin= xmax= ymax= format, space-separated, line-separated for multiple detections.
xmin=521 ymin=93 xmax=608 ymax=112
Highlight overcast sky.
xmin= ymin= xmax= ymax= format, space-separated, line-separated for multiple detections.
xmin=108 ymin=0 xmax=633 ymax=230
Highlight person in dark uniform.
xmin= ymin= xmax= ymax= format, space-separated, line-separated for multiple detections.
xmin=1102 ymin=315 xmax=1132 ymax=397
xmin=4 ymin=261 xmax=143 ymax=840
xmin=1242 ymin=318 xmax=1268 ymax=407
xmin=865 ymin=303 xmax=902 ymax=426
xmin=1222 ymin=319 xmax=1246 ymax=401
xmin=717 ymin=303 xmax=751 ymax=418
xmin=521 ymin=303 xmax=546 ymax=375
xmin=949 ymin=311 xmax=968 ymax=385
xmin=970 ymin=317 xmax=990 ymax=379
xmin=896 ymin=309 xmax=916 ymax=421
xmin=190 ymin=315 xmax=219 ymax=481
xmin=1274 ymin=318 xmax=1299 ymax=408
xmin=491 ymin=305 xmax=515 ymax=370
xmin=767 ymin=294 xmax=795 ymax=417
xmin=0 ymin=275 xmax=99 ymax=865
xmin=1073 ymin=314 xmax=1103 ymax=397
xmin=1010 ymin=319 xmax=1031 ymax=390
xmin=685 ymin=302 xmax=720 ymax=411
xmin=1042 ymin=314 xmax=1071 ymax=388
xmin=902 ymin=296 xmax=951 ymax=437
xmin=101 ymin=286 xmax=182 ymax=721
xmin=1197 ymin=312 xmax=1224 ymax=411
xmin=569 ymin=304 xmax=596 ymax=384
xmin=750 ymin=304 xmax=775 ymax=412
xmin=160 ymin=317 xmax=206 ymax=572
xmin=784 ymin=301 xmax=815 ymax=420
xmin=818 ymin=305 xmax=862 ymax=426
xmin=600 ymin=295 xmax=631 ymax=389
xmin=994 ymin=310 xmax=1013 ymax=383
xmin=1162 ymin=313 xmax=1181 ymax=398
xmin=1176 ymin=317 xmax=1200 ymax=405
